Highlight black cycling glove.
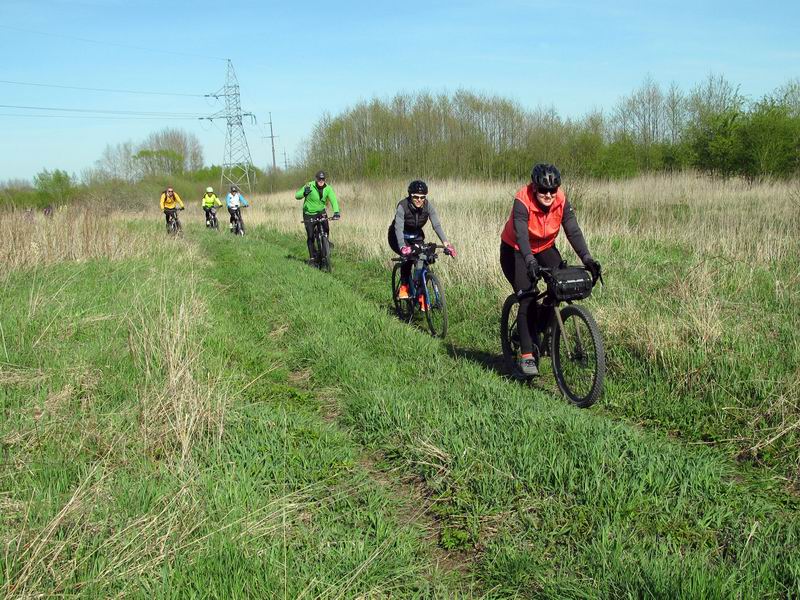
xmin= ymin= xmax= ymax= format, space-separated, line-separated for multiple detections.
xmin=525 ymin=254 xmax=540 ymax=282
xmin=585 ymin=258 xmax=602 ymax=282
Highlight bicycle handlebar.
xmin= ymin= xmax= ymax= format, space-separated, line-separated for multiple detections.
xmin=391 ymin=242 xmax=448 ymax=263
xmin=300 ymin=215 xmax=336 ymax=223
xmin=515 ymin=265 xmax=602 ymax=300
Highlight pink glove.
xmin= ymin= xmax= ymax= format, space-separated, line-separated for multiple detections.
xmin=400 ymin=246 xmax=413 ymax=257
xmin=445 ymin=243 xmax=457 ymax=258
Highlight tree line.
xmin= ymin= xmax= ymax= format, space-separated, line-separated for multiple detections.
xmin=300 ymin=75 xmax=800 ymax=180
xmin=1 ymin=129 xmax=219 ymax=209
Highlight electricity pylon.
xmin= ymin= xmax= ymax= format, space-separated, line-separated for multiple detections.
xmin=202 ymin=60 xmax=257 ymax=192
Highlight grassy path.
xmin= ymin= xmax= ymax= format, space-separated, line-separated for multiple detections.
xmin=1 ymin=242 xmax=469 ymax=598
xmin=2 ymin=222 xmax=798 ymax=597
xmin=201 ymin=227 xmax=800 ymax=598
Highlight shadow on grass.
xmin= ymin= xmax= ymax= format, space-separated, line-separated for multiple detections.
xmin=446 ymin=343 xmax=509 ymax=377
xmin=445 ymin=343 xmax=558 ymax=397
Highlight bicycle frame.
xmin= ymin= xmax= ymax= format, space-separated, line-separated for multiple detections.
xmin=166 ymin=210 xmax=180 ymax=233
xmin=403 ymin=243 xmax=446 ymax=308
xmin=301 ymin=215 xmax=333 ymax=268
xmin=407 ymin=264 xmax=430 ymax=304
xmin=514 ymin=270 xmax=586 ymax=360
xmin=313 ymin=221 xmax=327 ymax=245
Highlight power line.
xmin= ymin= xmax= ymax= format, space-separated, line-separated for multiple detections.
xmin=0 ymin=103 xmax=205 ymax=118
xmin=0 ymin=79 xmax=209 ymax=98
xmin=0 ymin=25 xmax=227 ymax=62
xmin=0 ymin=113 xmax=202 ymax=121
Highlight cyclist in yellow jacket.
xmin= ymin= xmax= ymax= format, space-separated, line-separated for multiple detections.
xmin=160 ymin=187 xmax=185 ymax=230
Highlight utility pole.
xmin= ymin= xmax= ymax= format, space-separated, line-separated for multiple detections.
xmin=283 ymin=148 xmax=289 ymax=170
xmin=262 ymin=112 xmax=278 ymax=172
xmin=201 ymin=60 xmax=257 ymax=193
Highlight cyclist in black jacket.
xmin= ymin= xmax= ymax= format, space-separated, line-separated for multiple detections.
xmin=387 ymin=180 xmax=456 ymax=299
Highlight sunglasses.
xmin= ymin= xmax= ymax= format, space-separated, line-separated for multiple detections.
xmin=411 ymin=194 xmax=427 ymax=200
xmin=537 ymin=187 xmax=557 ymax=196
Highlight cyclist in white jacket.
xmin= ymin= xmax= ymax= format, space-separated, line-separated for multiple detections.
xmin=225 ymin=185 xmax=250 ymax=231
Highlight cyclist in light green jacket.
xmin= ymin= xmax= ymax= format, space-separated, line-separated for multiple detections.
xmin=201 ymin=186 xmax=223 ymax=226
xmin=295 ymin=170 xmax=340 ymax=261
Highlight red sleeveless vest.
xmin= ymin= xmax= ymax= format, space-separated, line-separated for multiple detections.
xmin=500 ymin=184 xmax=566 ymax=254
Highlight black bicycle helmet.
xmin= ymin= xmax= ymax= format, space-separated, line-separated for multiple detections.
xmin=230 ymin=185 xmax=239 ymax=192
xmin=315 ymin=170 xmax=326 ymax=180
xmin=407 ymin=180 xmax=428 ymax=195
xmin=531 ymin=163 xmax=561 ymax=191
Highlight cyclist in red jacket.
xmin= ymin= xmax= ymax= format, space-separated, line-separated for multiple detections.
xmin=500 ymin=163 xmax=601 ymax=377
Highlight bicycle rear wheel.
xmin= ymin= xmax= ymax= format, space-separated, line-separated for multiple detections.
xmin=550 ymin=304 xmax=605 ymax=408
xmin=423 ymin=272 xmax=447 ymax=338
xmin=391 ymin=262 xmax=414 ymax=323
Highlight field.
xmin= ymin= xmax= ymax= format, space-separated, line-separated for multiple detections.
xmin=1 ymin=173 xmax=799 ymax=597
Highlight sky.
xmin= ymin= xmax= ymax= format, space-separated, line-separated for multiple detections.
xmin=1 ymin=0 xmax=799 ymax=181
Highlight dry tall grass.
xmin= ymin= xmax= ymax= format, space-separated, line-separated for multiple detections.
xmin=1 ymin=223 xmax=236 ymax=595
xmin=246 ymin=173 xmax=800 ymax=278
xmin=127 ymin=261 xmax=229 ymax=465
xmin=0 ymin=207 xmax=158 ymax=272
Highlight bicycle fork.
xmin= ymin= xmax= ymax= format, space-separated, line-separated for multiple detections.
xmin=551 ymin=303 xmax=584 ymax=360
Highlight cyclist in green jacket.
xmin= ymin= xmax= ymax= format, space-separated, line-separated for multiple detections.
xmin=295 ymin=170 xmax=341 ymax=262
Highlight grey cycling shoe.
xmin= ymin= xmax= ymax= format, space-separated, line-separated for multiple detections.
xmin=517 ymin=356 xmax=539 ymax=377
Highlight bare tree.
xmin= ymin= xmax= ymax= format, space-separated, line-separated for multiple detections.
xmin=624 ymin=75 xmax=665 ymax=146
xmin=664 ymin=81 xmax=688 ymax=144
xmin=688 ymin=73 xmax=743 ymax=123
xmin=95 ymin=141 xmax=137 ymax=181
xmin=775 ymin=78 xmax=800 ymax=117
xmin=138 ymin=128 xmax=205 ymax=174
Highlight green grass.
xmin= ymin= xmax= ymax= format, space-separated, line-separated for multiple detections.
xmin=2 ymin=221 xmax=799 ymax=597
xmin=267 ymin=226 xmax=800 ymax=493
xmin=211 ymin=226 xmax=799 ymax=598
xmin=0 ymin=242 xmax=470 ymax=598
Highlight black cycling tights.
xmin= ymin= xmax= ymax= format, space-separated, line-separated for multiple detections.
xmin=500 ymin=242 xmax=563 ymax=355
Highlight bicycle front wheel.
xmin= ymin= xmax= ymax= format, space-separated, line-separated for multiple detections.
xmin=318 ymin=234 xmax=331 ymax=272
xmin=550 ymin=304 xmax=605 ymax=408
xmin=391 ymin=262 xmax=414 ymax=323
xmin=423 ymin=272 xmax=447 ymax=338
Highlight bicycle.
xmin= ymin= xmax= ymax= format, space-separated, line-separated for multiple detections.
xmin=205 ymin=207 xmax=219 ymax=230
xmin=391 ymin=243 xmax=448 ymax=338
xmin=500 ymin=265 xmax=605 ymax=408
xmin=165 ymin=208 xmax=182 ymax=235
xmin=303 ymin=214 xmax=334 ymax=272
xmin=230 ymin=207 xmax=246 ymax=236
